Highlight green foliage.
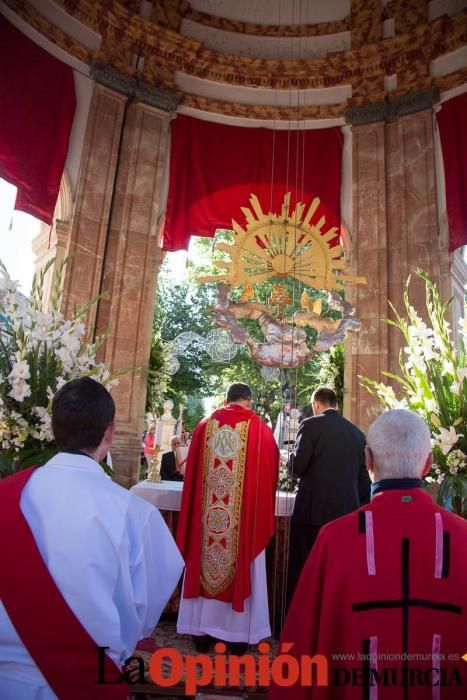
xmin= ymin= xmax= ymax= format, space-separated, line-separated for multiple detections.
xmin=317 ymin=343 xmax=345 ymax=409
xmin=146 ymin=335 xmax=170 ymax=415
xmin=154 ymin=269 xmax=217 ymax=430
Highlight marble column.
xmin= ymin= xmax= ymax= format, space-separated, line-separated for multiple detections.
xmin=61 ymin=83 xmax=127 ymax=328
xmin=94 ymin=98 xmax=172 ymax=487
xmin=385 ymin=106 xmax=442 ymax=377
xmin=344 ymin=89 xmax=444 ymax=431
xmin=344 ymin=118 xmax=389 ymax=431
xmin=61 ymin=63 xmax=180 ymax=487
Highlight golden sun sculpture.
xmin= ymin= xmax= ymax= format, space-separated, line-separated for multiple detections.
xmin=197 ymin=193 xmax=366 ymax=292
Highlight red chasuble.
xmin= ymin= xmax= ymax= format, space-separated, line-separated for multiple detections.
xmin=0 ymin=468 xmax=127 ymax=699
xmin=270 ymin=489 xmax=467 ymax=699
xmin=177 ymin=404 xmax=279 ymax=612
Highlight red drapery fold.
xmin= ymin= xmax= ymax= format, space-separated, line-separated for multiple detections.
xmin=436 ymin=92 xmax=467 ymax=252
xmin=162 ymin=114 xmax=343 ymax=251
xmin=0 ymin=16 xmax=76 ymax=225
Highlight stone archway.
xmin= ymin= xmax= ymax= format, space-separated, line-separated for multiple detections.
xmin=32 ymin=168 xmax=73 ymax=311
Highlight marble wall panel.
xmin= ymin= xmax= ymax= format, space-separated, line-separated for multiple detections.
xmin=349 ymin=106 xmax=446 ymax=418
xmin=386 ymin=108 xmax=442 ymax=377
xmin=346 ymin=120 xmax=389 ymax=431
xmin=62 ymin=85 xmax=127 ymax=331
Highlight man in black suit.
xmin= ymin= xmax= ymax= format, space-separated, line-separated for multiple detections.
xmin=285 ymin=386 xmax=370 ymax=608
xmin=160 ymin=435 xmax=185 ymax=481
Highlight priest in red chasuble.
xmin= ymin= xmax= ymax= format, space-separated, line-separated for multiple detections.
xmin=177 ymin=382 xmax=279 ymax=651
xmin=269 ymin=409 xmax=467 ymax=699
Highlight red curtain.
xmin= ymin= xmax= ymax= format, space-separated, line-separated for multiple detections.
xmin=0 ymin=16 xmax=76 ymax=225
xmin=163 ymin=114 xmax=343 ymax=251
xmin=437 ymin=92 xmax=467 ymax=252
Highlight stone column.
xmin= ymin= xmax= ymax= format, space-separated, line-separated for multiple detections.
xmin=343 ymin=112 xmax=389 ymax=431
xmin=344 ymin=89 xmax=443 ymax=431
xmin=61 ymin=63 xmax=180 ymax=487
xmin=385 ymin=102 xmax=442 ymax=377
xmin=61 ymin=83 xmax=127 ymax=327
xmin=94 ymin=95 xmax=175 ymax=487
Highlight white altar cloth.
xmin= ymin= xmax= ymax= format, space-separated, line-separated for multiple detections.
xmin=131 ymin=480 xmax=295 ymax=517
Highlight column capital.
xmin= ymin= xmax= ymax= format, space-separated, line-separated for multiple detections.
xmin=90 ymin=61 xmax=181 ymax=113
xmin=345 ymin=87 xmax=440 ymax=125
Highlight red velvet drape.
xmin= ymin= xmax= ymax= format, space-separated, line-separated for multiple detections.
xmin=436 ymin=92 xmax=467 ymax=252
xmin=163 ymin=114 xmax=343 ymax=251
xmin=0 ymin=16 xmax=76 ymax=225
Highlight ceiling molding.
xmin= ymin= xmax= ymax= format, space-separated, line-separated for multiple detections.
xmin=4 ymin=0 xmax=467 ymax=122
xmin=184 ymin=6 xmax=349 ymax=38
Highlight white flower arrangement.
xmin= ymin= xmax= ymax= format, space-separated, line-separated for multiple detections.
xmin=0 ymin=257 xmax=119 ymax=475
xmin=278 ymin=463 xmax=298 ymax=493
xmin=360 ymin=270 xmax=466 ymax=515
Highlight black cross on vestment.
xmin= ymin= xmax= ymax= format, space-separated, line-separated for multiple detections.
xmin=352 ymin=538 xmax=462 ymax=700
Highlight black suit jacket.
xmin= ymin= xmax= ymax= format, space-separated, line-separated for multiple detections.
xmin=289 ymin=409 xmax=370 ymax=525
xmin=160 ymin=451 xmax=184 ymax=481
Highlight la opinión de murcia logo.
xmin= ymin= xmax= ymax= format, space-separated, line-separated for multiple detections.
xmin=95 ymin=644 xmax=466 ymax=695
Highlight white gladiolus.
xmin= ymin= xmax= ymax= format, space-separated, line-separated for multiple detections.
xmin=0 ymin=258 xmax=119 ymax=459
xmin=442 ymin=359 xmax=455 ymax=377
xmin=8 ymin=360 xmax=30 ymax=383
xmin=433 ymin=426 xmax=463 ymax=456
xmin=458 ymin=315 xmax=467 ymax=339
xmin=8 ymin=380 xmax=31 ymax=403
xmin=360 ymin=271 xmax=466 ymax=513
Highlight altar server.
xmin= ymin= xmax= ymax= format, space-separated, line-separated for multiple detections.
xmin=0 ymin=377 xmax=184 ymax=699
xmin=177 ymin=382 xmax=279 ymax=652
xmin=270 ymin=409 xmax=467 ymax=699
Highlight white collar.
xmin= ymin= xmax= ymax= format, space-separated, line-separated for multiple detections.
xmin=45 ymin=452 xmax=105 ymax=477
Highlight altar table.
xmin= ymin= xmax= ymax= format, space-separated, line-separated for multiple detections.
xmin=131 ymin=480 xmax=296 ymax=636
xmin=131 ymin=479 xmax=296 ymax=516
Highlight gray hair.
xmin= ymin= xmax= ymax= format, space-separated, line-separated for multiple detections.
xmin=366 ymin=409 xmax=431 ymax=479
xmin=170 ymin=435 xmax=181 ymax=448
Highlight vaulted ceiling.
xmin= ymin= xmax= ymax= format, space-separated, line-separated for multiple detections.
xmin=2 ymin=0 xmax=467 ymax=123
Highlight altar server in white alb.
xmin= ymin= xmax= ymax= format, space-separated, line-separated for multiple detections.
xmin=0 ymin=377 xmax=184 ymax=700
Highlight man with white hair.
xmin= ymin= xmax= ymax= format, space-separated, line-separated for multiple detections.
xmin=270 ymin=409 xmax=467 ymax=699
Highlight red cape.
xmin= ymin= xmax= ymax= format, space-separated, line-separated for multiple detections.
xmin=177 ymin=404 xmax=279 ymax=612
xmin=0 ymin=468 xmax=127 ymax=699
xmin=270 ymin=489 xmax=467 ymax=699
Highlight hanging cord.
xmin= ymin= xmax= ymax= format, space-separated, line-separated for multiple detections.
xmin=247 ymin=0 xmax=285 ymax=647
xmin=271 ymin=0 xmax=295 ymax=639
xmin=277 ymin=2 xmax=294 ymax=630
xmin=270 ymin=0 xmax=285 ymax=643
xmin=278 ymin=0 xmax=307 ymax=634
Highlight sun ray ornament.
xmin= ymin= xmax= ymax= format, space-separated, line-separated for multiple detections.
xmin=197 ymin=193 xmax=367 ymax=369
xmin=198 ymin=193 xmax=366 ymax=291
